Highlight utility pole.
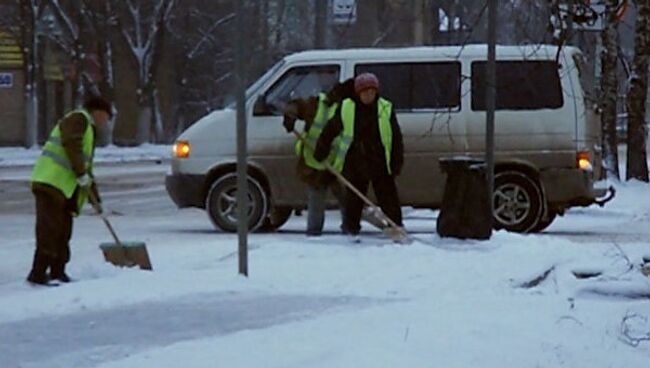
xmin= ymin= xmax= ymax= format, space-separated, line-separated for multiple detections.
xmin=485 ymin=0 xmax=497 ymax=218
xmin=235 ymin=0 xmax=249 ymax=277
xmin=314 ymin=0 xmax=327 ymax=48
xmin=24 ymin=1 xmax=39 ymax=148
xmin=413 ymin=0 xmax=424 ymax=45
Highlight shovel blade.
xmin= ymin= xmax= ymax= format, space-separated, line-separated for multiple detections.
xmin=361 ymin=207 xmax=388 ymax=230
xmin=99 ymin=242 xmax=153 ymax=270
xmin=382 ymin=227 xmax=412 ymax=245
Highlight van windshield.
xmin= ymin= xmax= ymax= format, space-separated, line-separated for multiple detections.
xmin=226 ymin=59 xmax=286 ymax=108
xmin=247 ymin=59 xmax=286 ymax=99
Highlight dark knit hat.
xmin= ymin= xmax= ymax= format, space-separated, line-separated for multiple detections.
xmin=83 ymin=96 xmax=113 ymax=118
xmin=354 ymin=73 xmax=379 ymax=94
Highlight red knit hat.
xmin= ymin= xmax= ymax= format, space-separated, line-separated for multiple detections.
xmin=354 ymin=73 xmax=379 ymax=94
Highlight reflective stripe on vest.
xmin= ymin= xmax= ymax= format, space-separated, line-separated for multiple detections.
xmin=295 ymin=93 xmax=339 ymax=170
xmin=332 ymin=98 xmax=393 ymax=174
xmin=30 ymin=109 xmax=95 ymax=214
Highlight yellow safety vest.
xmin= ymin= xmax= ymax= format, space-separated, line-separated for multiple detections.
xmin=332 ymin=97 xmax=393 ymax=174
xmin=31 ymin=109 xmax=95 ymax=215
xmin=295 ymin=93 xmax=339 ymax=170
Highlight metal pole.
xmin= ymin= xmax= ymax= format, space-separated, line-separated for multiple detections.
xmin=485 ymin=0 xmax=497 ymax=220
xmin=413 ymin=0 xmax=424 ymax=45
xmin=235 ymin=0 xmax=248 ymax=277
xmin=314 ymin=0 xmax=327 ymax=48
xmin=26 ymin=18 xmax=39 ymax=148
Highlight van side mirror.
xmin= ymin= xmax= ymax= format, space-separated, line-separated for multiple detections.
xmin=253 ymin=94 xmax=270 ymax=116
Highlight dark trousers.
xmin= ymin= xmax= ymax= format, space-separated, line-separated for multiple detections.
xmin=342 ymin=172 xmax=402 ymax=235
xmin=306 ymin=181 xmax=346 ymax=235
xmin=29 ymin=189 xmax=74 ymax=279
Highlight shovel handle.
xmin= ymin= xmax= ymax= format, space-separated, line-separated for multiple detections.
xmin=291 ymin=130 xmax=404 ymax=232
xmin=86 ymin=188 xmax=123 ymax=247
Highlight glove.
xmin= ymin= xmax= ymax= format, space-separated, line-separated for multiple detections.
xmin=283 ymin=116 xmax=296 ymax=133
xmin=76 ymin=173 xmax=92 ymax=189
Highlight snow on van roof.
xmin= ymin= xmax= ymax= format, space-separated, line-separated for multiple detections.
xmin=283 ymin=44 xmax=579 ymax=63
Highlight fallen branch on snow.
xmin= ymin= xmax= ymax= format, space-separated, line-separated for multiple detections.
xmin=620 ymin=312 xmax=650 ymax=347
xmin=519 ymin=266 xmax=555 ymax=289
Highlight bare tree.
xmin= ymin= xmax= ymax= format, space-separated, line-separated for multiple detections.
xmin=167 ymin=2 xmax=235 ymax=137
xmin=15 ymin=0 xmax=41 ymax=147
xmin=601 ymin=0 xmax=622 ymax=180
xmin=44 ymin=0 xmax=91 ymax=106
xmin=110 ymin=0 xmax=175 ymax=144
xmin=626 ymin=0 xmax=650 ymax=182
xmin=83 ymin=0 xmax=115 ymax=105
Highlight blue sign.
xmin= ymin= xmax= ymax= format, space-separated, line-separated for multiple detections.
xmin=0 ymin=73 xmax=13 ymax=88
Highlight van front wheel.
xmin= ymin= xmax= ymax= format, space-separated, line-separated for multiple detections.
xmin=493 ymin=172 xmax=543 ymax=233
xmin=205 ymin=173 xmax=268 ymax=232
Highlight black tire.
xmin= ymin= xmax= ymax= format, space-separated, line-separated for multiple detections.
xmin=492 ymin=171 xmax=544 ymax=233
xmin=259 ymin=206 xmax=293 ymax=232
xmin=531 ymin=208 xmax=557 ymax=233
xmin=205 ymin=173 xmax=268 ymax=232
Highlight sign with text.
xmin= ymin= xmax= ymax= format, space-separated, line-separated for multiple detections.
xmin=0 ymin=72 xmax=13 ymax=88
xmin=331 ymin=0 xmax=356 ymax=25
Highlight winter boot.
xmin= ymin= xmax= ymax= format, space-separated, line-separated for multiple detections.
xmin=346 ymin=233 xmax=361 ymax=244
xmin=49 ymin=261 xmax=71 ymax=283
xmin=26 ymin=253 xmax=50 ymax=285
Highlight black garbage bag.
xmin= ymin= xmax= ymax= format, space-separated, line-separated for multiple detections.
xmin=436 ymin=157 xmax=492 ymax=240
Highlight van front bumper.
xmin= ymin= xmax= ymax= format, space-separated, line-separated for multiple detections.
xmin=165 ymin=173 xmax=206 ymax=209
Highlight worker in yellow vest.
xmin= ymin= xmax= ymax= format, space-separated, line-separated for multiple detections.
xmin=314 ymin=73 xmax=404 ymax=242
xmin=27 ymin=96 xmax=112 ymax=286
xmin=283 ymin=79 xmax=355 ymax=236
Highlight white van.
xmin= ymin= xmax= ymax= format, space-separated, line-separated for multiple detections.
xmin=166 ymin=45 xmax=613 ymax=233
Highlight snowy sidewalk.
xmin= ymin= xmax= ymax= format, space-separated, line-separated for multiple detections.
xmin=0 ymin=291 xmax=381 ymax=368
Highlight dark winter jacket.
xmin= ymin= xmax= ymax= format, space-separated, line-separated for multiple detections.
xmin=314 ymin=95 xmax=404 ymax=179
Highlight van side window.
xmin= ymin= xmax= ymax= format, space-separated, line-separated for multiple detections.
xmin=260 ymin=65 xmax=340 ymax=115
xmin=471 ymin=61 xmax=563 ymax=110
xmin=354 ymin=62 xmax=461 ymax=111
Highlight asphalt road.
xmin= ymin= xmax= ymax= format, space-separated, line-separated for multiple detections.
xmin=2 ymin=159 xmax=648 ymax=245
xmin=0 ymin=160 xmax=174 ymax=216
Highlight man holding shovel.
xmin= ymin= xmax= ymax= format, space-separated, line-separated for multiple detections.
xmin=27 ymin=96 xmax=112 ymax=286
xmin=314 ymin=73 xmax=404 ymax=242
xmin=283 ymin=79 xmax=355 ymax=237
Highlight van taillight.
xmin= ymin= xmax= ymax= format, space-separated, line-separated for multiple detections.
xmin=173 ymin=141 xmax=191 ymax=159
xmin=577 ymin=151 xmax=592 ymax=171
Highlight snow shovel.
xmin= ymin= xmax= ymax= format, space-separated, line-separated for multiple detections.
xmin=87 ymin=190 xmax=153 ymax=270
xmin=292 ymin=130 xmax=410 ymax=244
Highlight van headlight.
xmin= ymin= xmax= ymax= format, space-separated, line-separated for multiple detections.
xmin=173 ymin=140 xmax=191 ymax=159
xmin=577 ymin=151 xmax=592 ymax=171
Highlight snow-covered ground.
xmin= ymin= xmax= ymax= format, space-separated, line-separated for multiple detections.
xmin=1 ymin=145 xmax=649 ymax=368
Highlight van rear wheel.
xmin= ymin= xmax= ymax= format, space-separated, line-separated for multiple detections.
xmin=205 ymin=173 xmax=268 ymax=232
xmin=493 ymin=171 xmax=543 ymax=233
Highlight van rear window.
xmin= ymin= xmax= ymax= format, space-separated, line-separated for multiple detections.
xmin=471 ymin=61 xmax=563 ymax=110
xmin=355 ymin=62 xmax=461 ymax=111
